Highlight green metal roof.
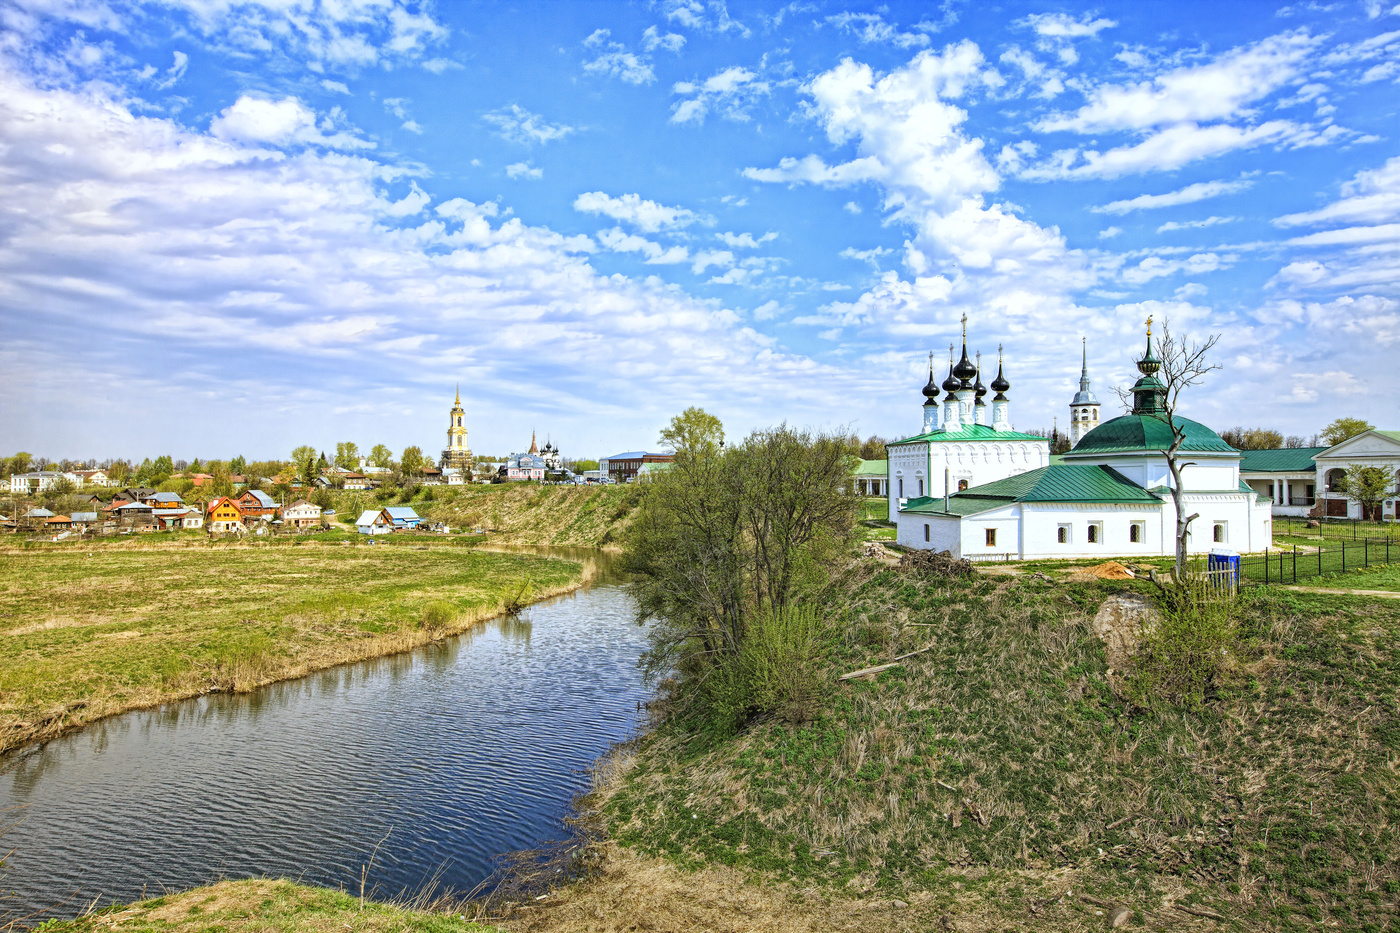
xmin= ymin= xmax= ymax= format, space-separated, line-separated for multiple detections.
xmin=890 ymin=423 xmax=1048 ymax=446
xmin=1374 ymin=430 xmax=1400 ymax=444
xmin=899 ymin=464 xmax=1160 ymax=516
xmin=852 ymin=459 xmax=888 ymax=477
xmin=1238 ymin=447 xmax=1327 ymax=473
xmin=1063 ymin=413 xmax=1237 ymax=457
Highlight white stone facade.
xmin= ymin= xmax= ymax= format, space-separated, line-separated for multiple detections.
xmin=887 ymin=438 xmax=1050 ymax=520
xmin=1314 ymin=431 xmax=1400 ymax=520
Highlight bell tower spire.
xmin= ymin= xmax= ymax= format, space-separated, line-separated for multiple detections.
xmin=1068 ymin=336 xmax=1101 ymax=448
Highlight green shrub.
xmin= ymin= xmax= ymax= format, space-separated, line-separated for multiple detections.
xmin=691 ymin=605 xmax=822 ymax=738
xmin=421 ymin=600 xmax=458 ymax=630
xmin=1128 ymin=576 xmax=1239 ymax=708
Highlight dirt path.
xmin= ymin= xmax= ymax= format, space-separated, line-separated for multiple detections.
xmin=1281 ymin=585 xmax=1400 ymax=599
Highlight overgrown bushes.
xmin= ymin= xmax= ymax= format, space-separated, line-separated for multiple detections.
xmin=1128 ymin=575 xmax=1242 ymax=708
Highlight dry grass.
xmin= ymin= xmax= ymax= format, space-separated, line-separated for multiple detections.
xmin=0 ymin=545 xmax=584 ymax=755
xmin=404 ymin=484 xmax=644 ymax=547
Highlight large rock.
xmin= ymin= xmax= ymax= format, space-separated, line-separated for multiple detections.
xmin=1092 ymin=592 xmax=1159 ymax=698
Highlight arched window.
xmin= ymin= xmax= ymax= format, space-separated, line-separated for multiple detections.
xmin=1129 ymin=523 xmax=1141 ymax=543
xmin=1326 ymin=468 xmax=1346 ymax=493
xmin=1087 ymin=524 xmax=1098 ymax=544
xmin=1213 ymin=523 xmax=1226 ymax=543
xmin=958 ymin=479 xmax=969 ymax=491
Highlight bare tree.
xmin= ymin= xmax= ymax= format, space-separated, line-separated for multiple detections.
xmin=1115 ymin=318 xmax=1222 ymax=578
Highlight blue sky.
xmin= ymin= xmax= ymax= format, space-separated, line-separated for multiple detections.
xmin=1 ymin=0 xmax=1397 ymax=462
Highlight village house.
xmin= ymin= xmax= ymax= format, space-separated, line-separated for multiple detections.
xmin=142 ymin=491 xmax=186 ymax=508
xmin=600 ymin=450 xmax=675 ymax=483
xmin=206 ymin=497 xmax=245 ymax=533
xmin=72 ymin=469 xmax=115 ymax=487
xmin=1240 ymin=448 xmax=1325 ymax=518
xmin=280 ymin=499 xmax=323 ymax=530
xmin=354 ymin=508 xmax=393 ymax=535
xmin=111 ymin=500 xmax=156 ymax=531
xmin=1314 ymin=430 xmax=1400 ymax=520
xmin=234 ymin=489 xmax=277 ymax=520
xmin=852 ymin=459 xmax=889 ymax=497
xmin=9 ymin=471 xmax=82 ymax=495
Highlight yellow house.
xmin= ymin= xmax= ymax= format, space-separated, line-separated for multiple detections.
xmin=206 ymin=497 xmax=245 ymax=533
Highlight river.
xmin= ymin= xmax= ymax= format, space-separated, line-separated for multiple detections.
xmin=0 ymin=547 xmax=648 ymax=920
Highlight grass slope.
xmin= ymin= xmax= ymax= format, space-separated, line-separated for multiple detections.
xmin=27 ymin=879 xmax=501 ymax=933
xmin=595 ymin=565 xmax=1400 ymax=930
xmin=0 ymin=546 xmax=582 ymax=754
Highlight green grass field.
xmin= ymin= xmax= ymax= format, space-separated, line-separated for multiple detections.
xmin=0 ymin=544 xmax=582 ymax=754
xmin=599 ymin=565 xmax=1400 ymax=929
xmin=29 ymin=879 xmax=501 ymax=933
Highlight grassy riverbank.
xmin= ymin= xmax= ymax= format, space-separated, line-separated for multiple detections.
xmin=0 ymin=545 xmax=584 ymax=754
xmin=561 ymin=563 xmax=1400 ymax=931
xmin=22 ymin=879 xmax=502 ymax=933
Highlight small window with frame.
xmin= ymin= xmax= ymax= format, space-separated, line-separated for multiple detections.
xmin=924 ymin=524 xmax=930 ymax=542
xmin=1129 ymin=522 xmax=1143 ymax=544
xmin=1057 ymin=524 xmax=1070 ymax=544
xmin=1213 ymin=523 xmax=1227 ymax=544
xmin=1087 ymin=522 xmax=1101 ymax=544
xmin=985 ymin=527 xmax=997 ymax=547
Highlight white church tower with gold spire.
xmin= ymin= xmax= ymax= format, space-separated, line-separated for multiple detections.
xmin=440 ymin=386 xmax=474 ymax=472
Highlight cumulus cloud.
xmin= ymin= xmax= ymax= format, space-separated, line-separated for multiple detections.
xmin=1094 ymin=178 xmax=1255 ymax=214
xmin=210 ymin=95 xmax=373 ymax=149
xmin=826 ymin=12 xmax=932 ymax=49
xmin=716 ymin=231 xmax=777 ymax=248
xmin=1121 ymin=252 xmax=1235 ymax=284
xmin=1158 ymin=216 xmax=1237 ymax=232
xmin=582 ymin=29 xmax=655 ymax=84
xmin=505 ymin=161 xmax=542 ymax=179
xmin=1023 ymin=12 xmax=1117 ymax=38
xmin=641 ymin=25 xmax=685 ymax=52
xmin=483 ymin=104 xmax=575 ymax=146
xmin=573 ymin=191 xmax=698 ymax=232
xmin=1274 ymin=155 xmax=1400 ymax=227
xmin=671 ymin=65 xmax=770 ymax=124
xmin=0 ymin=54 xmax=863 ymax=457
xmin=662 ymin=0 xmax=750 ymax=37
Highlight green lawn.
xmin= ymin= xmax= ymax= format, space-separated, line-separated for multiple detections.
xmin=0 ymin=545 xmax=581 ymax=754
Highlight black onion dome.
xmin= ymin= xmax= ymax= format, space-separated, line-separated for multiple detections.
xmin=922 ymin=365 xmax=940 ymax=400
xmin=953 ymin=344 xmax=977 ymax=385
xmin=990 ymin=361 xmax=1010 ymax=397
xmin=941 ymin=360 xmax=960 ymax=393
xmin=973 ymin=366 xmax=987 ymax=400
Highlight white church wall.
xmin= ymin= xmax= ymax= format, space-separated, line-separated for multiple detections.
xmin=1019 ymin=503 xmax=1167 ymax=560
xmin=897 ymin=511 xmax=963 ymax=553
xmin=958 ymin=510 xmax=1022 ymax=559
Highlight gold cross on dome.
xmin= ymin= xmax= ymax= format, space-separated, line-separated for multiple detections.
xmin=1145 ymin=314 xmax=1153 ymax=337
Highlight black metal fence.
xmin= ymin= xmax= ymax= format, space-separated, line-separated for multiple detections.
xmin=1242 ymin=537 xmax=1400 ymax=586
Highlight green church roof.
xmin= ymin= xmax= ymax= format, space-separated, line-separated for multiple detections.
xmin=1063 ymin=413 xmax=1237 ymax=457
xmin=890 ymin=423 xmax=1048 ymax=447
xmin=899 ymin=464 xmax=1161 ymax=517
xmin=1238 ymin=447 xmax=1327 ymax=473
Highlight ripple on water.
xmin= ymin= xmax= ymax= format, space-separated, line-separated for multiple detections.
xmin=0 ymin=582 xmax=648 ymax=918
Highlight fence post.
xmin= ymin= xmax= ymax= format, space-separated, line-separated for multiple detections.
xmin=1264 ymin=547 xmax=1269 ymax=585
xmin=1293 ymin=545 xmax=1297 ymax=584
xmin=1319 ymin=545 xmax=1323 ymax=577
xmin=1366 ymin=538 xmax=1369 ymax=568
xmin=1342 ymin=540 xmax=1347 ymax=572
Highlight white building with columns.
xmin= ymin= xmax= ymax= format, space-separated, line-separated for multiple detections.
xmin=885 ymin=326 xmax=1050 ymax=522
xmin=895 ymin=323 xmax=1272 ymax=558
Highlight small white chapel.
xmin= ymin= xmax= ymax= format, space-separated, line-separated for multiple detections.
xmin=892 ymin=318 xmax=1273 ymax=559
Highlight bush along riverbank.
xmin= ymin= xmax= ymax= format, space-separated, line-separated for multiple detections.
xmin=0 ymin=547 xmax=587 ymax=755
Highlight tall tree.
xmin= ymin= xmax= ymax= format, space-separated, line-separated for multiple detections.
xmin=1219 ymin=427 xmax=1285 ymax=450
xmin=334 ymin=442 xmax=359 ymax=470
xmin=859 ymin=436 xmax=888 ymax=461
xmin=658 ymin=406 xmax=724 ymax=455
xmin=368 ymin=444 xmax=393 ymax=467
xmin=1320 ymin=417 xmax=1374 ymax=447
xmin=400 ymin=446 xmax=425 ymax=477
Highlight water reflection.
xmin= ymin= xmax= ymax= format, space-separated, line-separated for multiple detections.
xmin=0 ymin=563 xmax=647 ymax=920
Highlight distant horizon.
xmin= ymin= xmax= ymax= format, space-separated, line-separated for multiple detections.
xmin=3 ymin=1 xmax=1397 ymax=460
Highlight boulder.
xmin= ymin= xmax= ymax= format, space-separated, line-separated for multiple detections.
xmin=1092 ymin=592 xmax=1160 ymax=699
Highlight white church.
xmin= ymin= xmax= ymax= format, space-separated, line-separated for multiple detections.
xmin=890 ymin=318 xmax=1272 ymax=559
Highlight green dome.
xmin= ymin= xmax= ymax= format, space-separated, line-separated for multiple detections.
xmin=1066 ymin=414 xmax=1237 ymax=456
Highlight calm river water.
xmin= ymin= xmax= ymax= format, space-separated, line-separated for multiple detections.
xmin=0 ymin=548 xmax=648 ymax=919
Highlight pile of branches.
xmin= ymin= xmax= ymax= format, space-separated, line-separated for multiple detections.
xmin=898 ymin=549 xmax=973 ymax=578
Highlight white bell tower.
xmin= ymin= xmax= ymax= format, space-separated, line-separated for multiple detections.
xmin=1068 ymin=338 xmax=1100 ymax=448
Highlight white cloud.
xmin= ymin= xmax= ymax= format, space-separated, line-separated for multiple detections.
xmin=716 ymin=231 xmax=776 ymax=248
xmin=210 ymin=95 xmax=373 ymax=149
xmin=582 ymin=30 xmax=656 ymax=84
xmin=321 ymin=79 xmax=350 ymax=94
xmin=505 ymin=161 xmax=542 ymax=179
xmin=573 ymin=191 xmax=698 ymax=232
xmin=1122 ymin=252 xmax=1235 ymax=284
xmin=0 ymin=55 xmax=870 ymax=458
xmin=843 ymin=200 xmax=862 ymax=214
xmin=999 ymin=46 xmax=1065 ymax=98
xmin=1274 ymin=155 xmax=1400 ymax=227
xmin=1157 ymin=216 xmax=1238 ymax=232
xmin=483 ymin=104 xmax=575 ymax=146
xmin=1038 ymin=33 xmax=1318 ymax=133
xmin=1265 ymin=295 xmax=1400 ymax=347
xmin=642 ymin=26 xmax=685 ymax=53
xmin=1174 ymin=282 xmax=1208 ymax=299
xmin=596 ymin=227 xmax=689 ymax=263
xmin=1094 ymin=178 xmax=1255 ymax=214
xmin=671 ymin=65 xmax=770 ymax=124
xmin=1023 ymin=12 xmax=1116 ymax=38
xmin=826 ymin=12 xmax=931 ymax=49
xmin=752 ymin=299 xmax=782 ymax=320
xmin=1098 ymin=226 xmax=1122 ymax=239
xmin=422 ymin=58 xmax=463 ymax=73
xmin=662 ymin=0 xmax=750 ymax=37
xmin=840 ymin=245 xmax=892 ymax=268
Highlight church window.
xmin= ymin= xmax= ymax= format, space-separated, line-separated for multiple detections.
xmin=924 ymin=524 xmax=930 ymax=542
xmin=1213 ymin=523 xmax=1226 ymax=544
xmin=985 ymin=528 xmax=997 ymax=547
xmin=1129 ymin=522 xmax=1143 ymax=544
xmin=1087 ymin=523 xmax=1100 ymax=544
xmin=918 ymin=479 xmax=924 ymax=496
xmin=958 ymin=479 xmax=969 ymax=491
xmin=1057 ymin=525 xmax=1069 ymax=544
xmin=898 ymin=479 xmax=904 ymax=497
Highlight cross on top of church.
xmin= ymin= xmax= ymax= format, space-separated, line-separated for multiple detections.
xmin=960 ymin=313 xmax=967 ymax=338
xmin=1145 ymin=314 xmax=1153 ymax=337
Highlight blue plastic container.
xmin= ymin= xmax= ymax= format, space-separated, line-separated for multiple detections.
xmin=1207 ymin=548 xmax=1240 ymax=588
